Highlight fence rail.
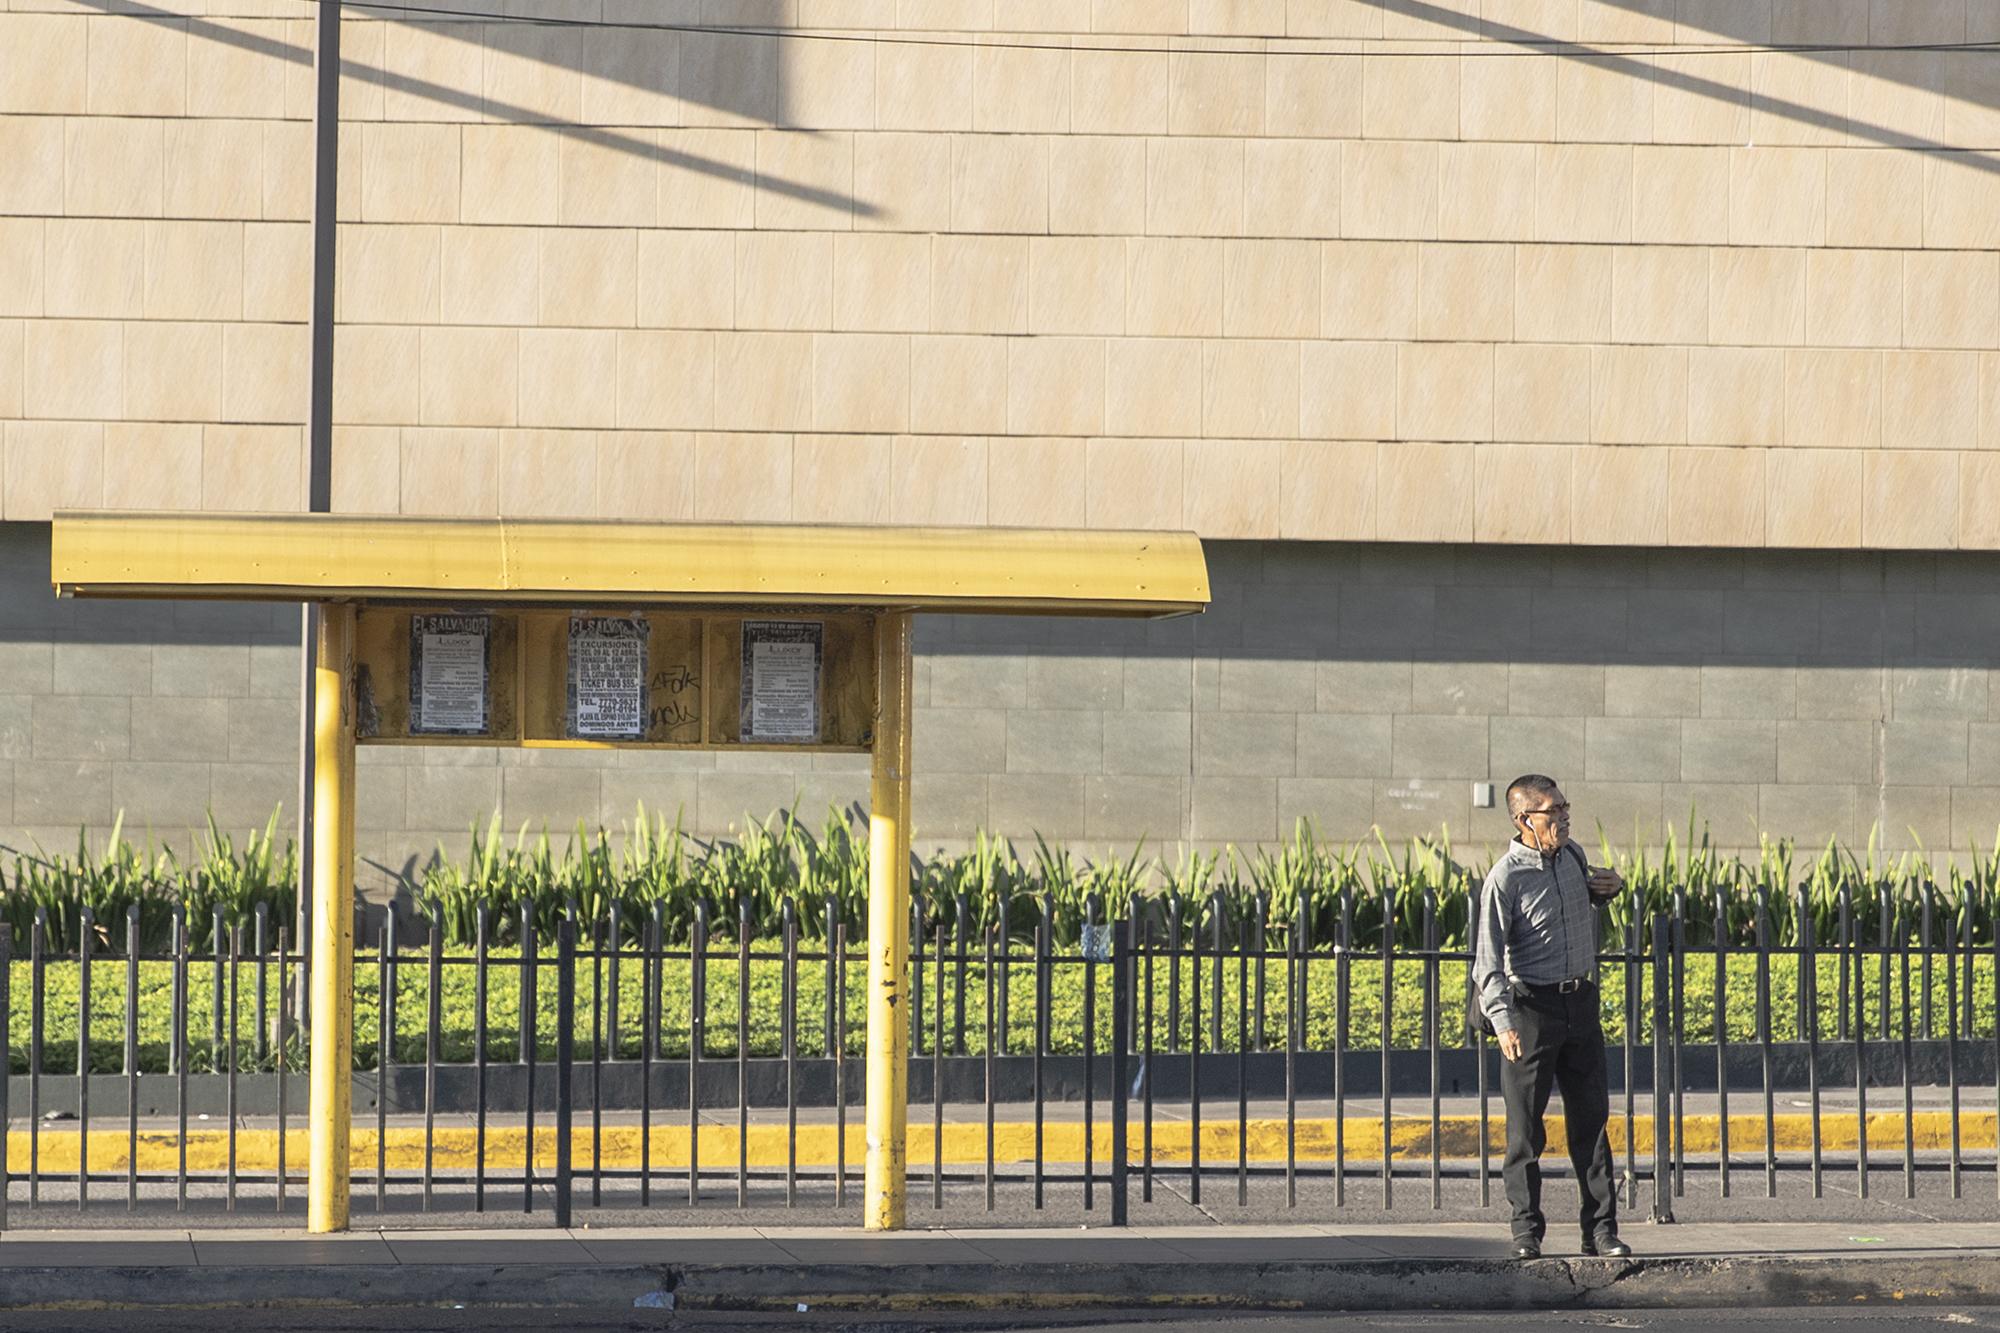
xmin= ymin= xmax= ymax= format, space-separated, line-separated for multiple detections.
xmin=2 ymin=883 xmax=1997 ymax=1228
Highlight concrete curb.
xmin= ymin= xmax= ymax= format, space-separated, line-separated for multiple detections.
xmin=668 ymin=1254 xmax=2000 ymax=1312
xmin=0 ymin=1264 xmax=672 ymax=1312
xmin=0 ymin=1253 xmax=1994 ymax=1312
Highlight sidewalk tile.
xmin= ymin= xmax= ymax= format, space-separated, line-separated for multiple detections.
xmin=580 ymin=1237 xmax=796 ymax=1264
xmin=954 ymin=1236 xmax=1187 ymax=1263
xmin=1858 ymin=1225 xmax=1995 ymax=1251
xmin=191 ymin=1237 xmax=397 ymax=1265
xmin=1345 ymin=1232 xmax=1514 ymax=1259
xmin=1668 ymin=1224 xmax=1790 ymax=1250
xmin=385 ymin=1237 xmax=600 ymax=1264
xmin=1620 ymin=1229 xmax=1760 ymax=1257
xmin=766 ymin=1236 xmax=991 ymax=1263
xmin=1156 ymin=1236 xmax=1386 ymax=1262
xmin=0 ymin=1229 xmax=194 ymax=1243
xmin=391 ymin=1228 xmax=577 ymax=1242
xmin=1126 ymin=1224 xmax=1332 ymax=1239
xmin=0 ymin=1239 xmax=199 ymax=1267
xmin=570 ymin=1226 xmax=759 ymax=1241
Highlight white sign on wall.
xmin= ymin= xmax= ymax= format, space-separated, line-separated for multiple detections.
xmin=740 ymin=620 xmax=822 ymax=743
xmin=410 ymin=613 xmax=489 ymax=735
xmin=567 ymin=615 xmax=648 ymax=740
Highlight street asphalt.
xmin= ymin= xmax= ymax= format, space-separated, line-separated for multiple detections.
xmin=3 ymin=1296 xmax=2000 ymax=1331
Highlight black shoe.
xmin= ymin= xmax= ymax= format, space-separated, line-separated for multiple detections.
xmin=1581 ymin=1234 xmax=1632 ymax=1258
xmin=1510 ymin=1237 xmax=1541 ymax=1261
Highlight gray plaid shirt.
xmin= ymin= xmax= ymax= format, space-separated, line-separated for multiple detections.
xmin=1471 ymin=838 xmax=1598 ymax=1037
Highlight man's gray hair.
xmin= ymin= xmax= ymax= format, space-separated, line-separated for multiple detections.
xmin=1505 ymin=774 xmax=1561 ymax=818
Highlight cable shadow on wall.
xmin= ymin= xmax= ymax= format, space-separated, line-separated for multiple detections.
xmin=63 ymin=0 xmax=876 ymax=220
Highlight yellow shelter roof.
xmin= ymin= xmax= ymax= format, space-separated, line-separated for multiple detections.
xmin=50 ymin=512 xmax=1210 ymax=617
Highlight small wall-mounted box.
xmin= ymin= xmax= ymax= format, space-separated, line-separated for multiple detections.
xmin=1472 ymin=781 xmax=1496 ymax=809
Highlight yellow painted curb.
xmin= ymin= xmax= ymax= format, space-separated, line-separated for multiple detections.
xmin=11 ymin=1112 xmax=1994 ymax=1175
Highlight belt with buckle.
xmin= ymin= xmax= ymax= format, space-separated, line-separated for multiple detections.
xmin=1530 ymin=977 xmax=1591 ymax=994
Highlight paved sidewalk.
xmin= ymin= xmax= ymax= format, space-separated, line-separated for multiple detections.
xmin=0 ymin=1221 xmax=1994 ymax=1313
xmin=0 ymin=1218 xmax=1988 ymax=1264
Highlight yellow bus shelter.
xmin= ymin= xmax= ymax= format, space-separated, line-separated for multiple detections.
xmin=49 ymin=512 xmax=1209 ymax=1233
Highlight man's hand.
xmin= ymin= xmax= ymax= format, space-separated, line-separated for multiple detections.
xmin=1587 ymin=868 xmax=1624 ymax=901
xmin=1498 ymin=1029 xmax=1524 ymax=1062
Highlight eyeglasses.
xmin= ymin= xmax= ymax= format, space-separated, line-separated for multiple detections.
xmin=1518 ymin=802 xmax=1570 ymax=820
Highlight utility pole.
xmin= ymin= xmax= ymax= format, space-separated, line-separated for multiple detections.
xmin=296 ymin=0 xmax=342 ymax=1027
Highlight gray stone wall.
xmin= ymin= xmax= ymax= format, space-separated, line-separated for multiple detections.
xmin=915 ymin=541 xmax=2000 ymax=865
xmin=5 ymin=521 xmax=1999 ymax=895
xmin=0 ymin=522 xmax=302 ymax=849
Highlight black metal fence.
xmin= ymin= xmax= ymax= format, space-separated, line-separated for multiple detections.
xmin=2 ymin=884 xmax=1996 ymax=1227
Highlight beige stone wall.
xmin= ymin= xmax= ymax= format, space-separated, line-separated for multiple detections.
xmin=5 ymin=2 xmax=2000 ymax=545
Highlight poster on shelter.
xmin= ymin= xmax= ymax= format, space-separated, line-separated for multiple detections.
xmin=739 ymin=620 xmax=822 ymax=743
xmin=409 ymin=613 xmax=489 ymax=735
xmin=567 ymin=615 xmax=648 ymax=740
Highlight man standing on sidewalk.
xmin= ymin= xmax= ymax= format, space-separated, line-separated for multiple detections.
xmin=1472 ymin=774 xmax=1630 ymax=1261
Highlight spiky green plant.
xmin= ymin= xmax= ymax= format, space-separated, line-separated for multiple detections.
xmin=793 ymin=806 xmax=870 ymax=939
xmin=1949 ymin=827 xmax=2000 ymax=945
xmin=695 ymin=810 xmax=798 ymax=938
xmin=4 ymin=815 xmax=178 ymax=953
xmin=180 ymin=810 xmax=297 ymax=944
xmin=613 ymin=802 xmax=697 ymax=941
xmin=28 ymin=802 xmax=2000 ymax=957
xmin=918 ymin=829 xmax=1023 ymax=938
xmin=418 ymin=812 xmax=532 ymax=947
xmin=1147 ymin=845 xmax=1219 ymax=941
xmin=1246 ymin=818 xmax=1363 ymax=945
xmin=1071 ymin=838 xmax=1149 ymax=932
xmin=1360 ymin=828 xmax=1475 ymax=949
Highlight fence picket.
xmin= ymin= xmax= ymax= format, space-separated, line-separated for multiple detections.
xmin=0 ymin=881 xmax=1991 ymax=1226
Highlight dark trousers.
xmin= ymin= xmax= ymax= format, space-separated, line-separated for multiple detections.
xmin=1499 ymin=982 xmax=1617 ymax=1243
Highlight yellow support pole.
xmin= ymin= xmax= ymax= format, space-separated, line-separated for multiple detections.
xmin=307 ymin=603 xmax=356 ymax=1233
xmin=864 ymin=612 xmax=914 ymax=1230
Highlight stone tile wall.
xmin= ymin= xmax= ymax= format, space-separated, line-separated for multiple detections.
xmin=6 ymin=521 xmax=2000 ymax=892
xmin=913 ymin=537 xmax=2000 ymax=864
xmin=5 ymin=4 xmax=2000 ymax=547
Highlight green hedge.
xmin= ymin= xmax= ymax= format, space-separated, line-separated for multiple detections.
xmin=9 ymin=947 xmax=1990 ymax=1076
